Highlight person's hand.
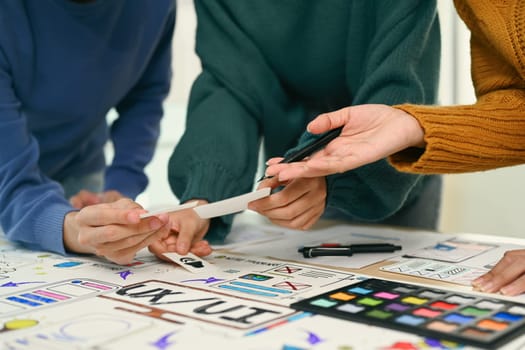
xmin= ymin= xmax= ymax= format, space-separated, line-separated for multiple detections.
xmin=148 ymin=200 xmax=212 ymax=258
xmin=248 ymin=176 xmax=326 ymax=230
xmin=69 ymin=190 xmax=125 ymax=209
xmin=472 ymin=249 xmax=525 ymax=296
xmin=265 ymin=104 xmax=425 ymax=181
xmin=149 ymin=237 xmax=212 ymax=261
xmin=63 ymin=198 xmax=170 ymax=265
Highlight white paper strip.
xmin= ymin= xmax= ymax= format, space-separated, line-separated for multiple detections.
xmin=139 ymin=200 xmax=199 ymax=219
xmin=194 ymin=188 xmax=271 ymax=219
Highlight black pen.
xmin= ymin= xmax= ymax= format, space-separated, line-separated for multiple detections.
xmin=258 ymin=126 xmax=343 ymax=181
xmin=298 ymin=243 xmax=402 ymax=258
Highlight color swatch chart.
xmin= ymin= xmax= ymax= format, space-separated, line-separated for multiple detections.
xmin=290 ymin=278 xmax=525 ymax=349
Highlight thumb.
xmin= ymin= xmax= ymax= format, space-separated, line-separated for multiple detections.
xmin=69 ymin=196 xmax=83 ymax=209
xmin=308 ymin=107 xmax=351 ymax=134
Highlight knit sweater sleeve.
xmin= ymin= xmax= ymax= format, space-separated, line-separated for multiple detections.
xmin=390 ymin=0 xmax=525 ymax=174
xmin=168 ymin=1 xmax=265 ymax=242
xmin=323 ymin=0 xmax=441 ymax=221
xmin=0 ymin=39 xmax=72 ymax=254
xmin=169 ymin=1 xmax=316 ymax=242
xmin=107 ymin=9 xmax=175 ymax=198
xmin=168 ymin=71 xmax=262 ymax=242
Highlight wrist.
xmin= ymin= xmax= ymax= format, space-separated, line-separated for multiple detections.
xmin=63 ymin=211 xmax=90 ymax=254
xmin=399 ymin=110 xmax=426 ymax=148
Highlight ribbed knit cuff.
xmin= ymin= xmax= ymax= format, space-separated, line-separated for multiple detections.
xmin=32 ymin=202 xmax=74 ymax=255
xmin=174 ymin=161 xmax=245 ymax=204
xmin=391 ymin=103 xmax=525 ymax=174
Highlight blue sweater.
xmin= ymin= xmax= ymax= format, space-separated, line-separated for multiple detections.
xmin=169 ymin=0 xmax=441 ymax=242
xmin=0 ymin=0 xmax=174 ymax=254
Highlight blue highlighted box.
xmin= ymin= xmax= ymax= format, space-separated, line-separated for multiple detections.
xmin=20 ymin=293 xmax=57 ymax=304
xmin=6 ymin=296 xmax=41 ymax=307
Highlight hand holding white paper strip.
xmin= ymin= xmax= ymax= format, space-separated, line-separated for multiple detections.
xmin=139 ymin=200 xmax=199 ymax=219
xmin=194 ymin=188 xmax=271 ymax=219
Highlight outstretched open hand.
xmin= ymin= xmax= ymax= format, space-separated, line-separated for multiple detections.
xmin=265 ymin=104 xmax=425 ymax=181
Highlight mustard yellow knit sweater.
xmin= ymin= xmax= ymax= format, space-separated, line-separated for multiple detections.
xmin=391 ymin=0 xmax=525 ymax=174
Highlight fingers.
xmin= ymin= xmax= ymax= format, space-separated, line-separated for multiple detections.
xmin=266 ymin=157 xmax=285 ymax=166
xmin=77 ymin=215 xmax=167 ymax=248
xmin=100 ymin=190 xmax=125 ymax=203
xmin=252 ymin=177 xmax=322 ymax=211
xmin=75 ymin=198 xmax=144 ymax=227
xmin=190 ymin=240 xmax=213 ymax=257
xmin=69 ymin=190 xmax=102 ymax=209
xmin=268 ymin=203 xmax=324 ymax=230
xmin=175 ymin=217 xmax=209 ymax=255
xmin=255 ymin=176 xmax=282 ymax=190
xmin=97 ymin=223 xmax=170 ymax=265
xmin=250 ymin=177 xmax=326 ymax=230
xmin=162 ymin=201 xmax=210 ymax=255
xmin=69 ymin=190 xmax=126 ymax=209
xmin=149 ymin=237 xmax=212 ymax=261
xmin=307 ymin=107 xmax=351 ymax=134
xmin=148 ymin=239 xmax=172 ymax=262
xmin=66 ymin=198 xmax=172 ymax=265
xmin=472 ymin=250 xmax=525 ymax=296
xmin=266 ymin=160 xmax=325 ymax=180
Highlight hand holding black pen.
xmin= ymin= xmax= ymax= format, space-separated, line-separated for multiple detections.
xmin=258 ymin=127 xmax=343 ymax=182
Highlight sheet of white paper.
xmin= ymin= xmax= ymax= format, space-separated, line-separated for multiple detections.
xmin=211 ymin=224 xmax=285 ymax=250
xmin=139 ymin=200 xmax=199 ymax=219
xmin=194 ymin=188 xmax=271 ymax=219
xmin=402 ymin=238 xmax=498 ymax=263
xmin=231 ymin=224 xmax=453 ymax=269
xmin=380 ymin=258 xmax=488 ymax=286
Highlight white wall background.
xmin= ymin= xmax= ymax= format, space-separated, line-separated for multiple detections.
xmin=136 ymin=1 xmax=525 ymax=239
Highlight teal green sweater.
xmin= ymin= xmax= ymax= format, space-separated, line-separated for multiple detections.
xmin=169 ymin=0 xmax=441 ymax=242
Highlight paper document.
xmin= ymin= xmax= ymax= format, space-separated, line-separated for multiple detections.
xmin=380 ymin=258 xmax=488 ymax=286
xmin=194 ymin=188 xmax=271 ymax=219
xmin=231 ymin=224 xmax=450 ymax=269
xmin=139 ymin=200 xmax=199 ymax=219
xmin=162 ymin=252 xmax=218 ymax=273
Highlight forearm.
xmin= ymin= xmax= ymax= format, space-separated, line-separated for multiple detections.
xmin=391 ymin=0 xmax=525 ymax=174
xmin=108 ymin=10 xmax=174 ymax=198
xmin=2 ymin=190 xmax=74 ymax=255
xmin=169 ymin=73 xmax=261 ymax=242
xmin=0 ymin=120 xmax=73 ymax=254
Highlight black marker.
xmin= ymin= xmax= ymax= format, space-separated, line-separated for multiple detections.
xmin=258 ymin=126 xmax=343 ymax=181
xmin=298 ymin=243 xmax=402 ymax=258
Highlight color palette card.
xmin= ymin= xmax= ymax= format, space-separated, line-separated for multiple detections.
xmin=290 ymin=278 xmax=525 ymax=349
